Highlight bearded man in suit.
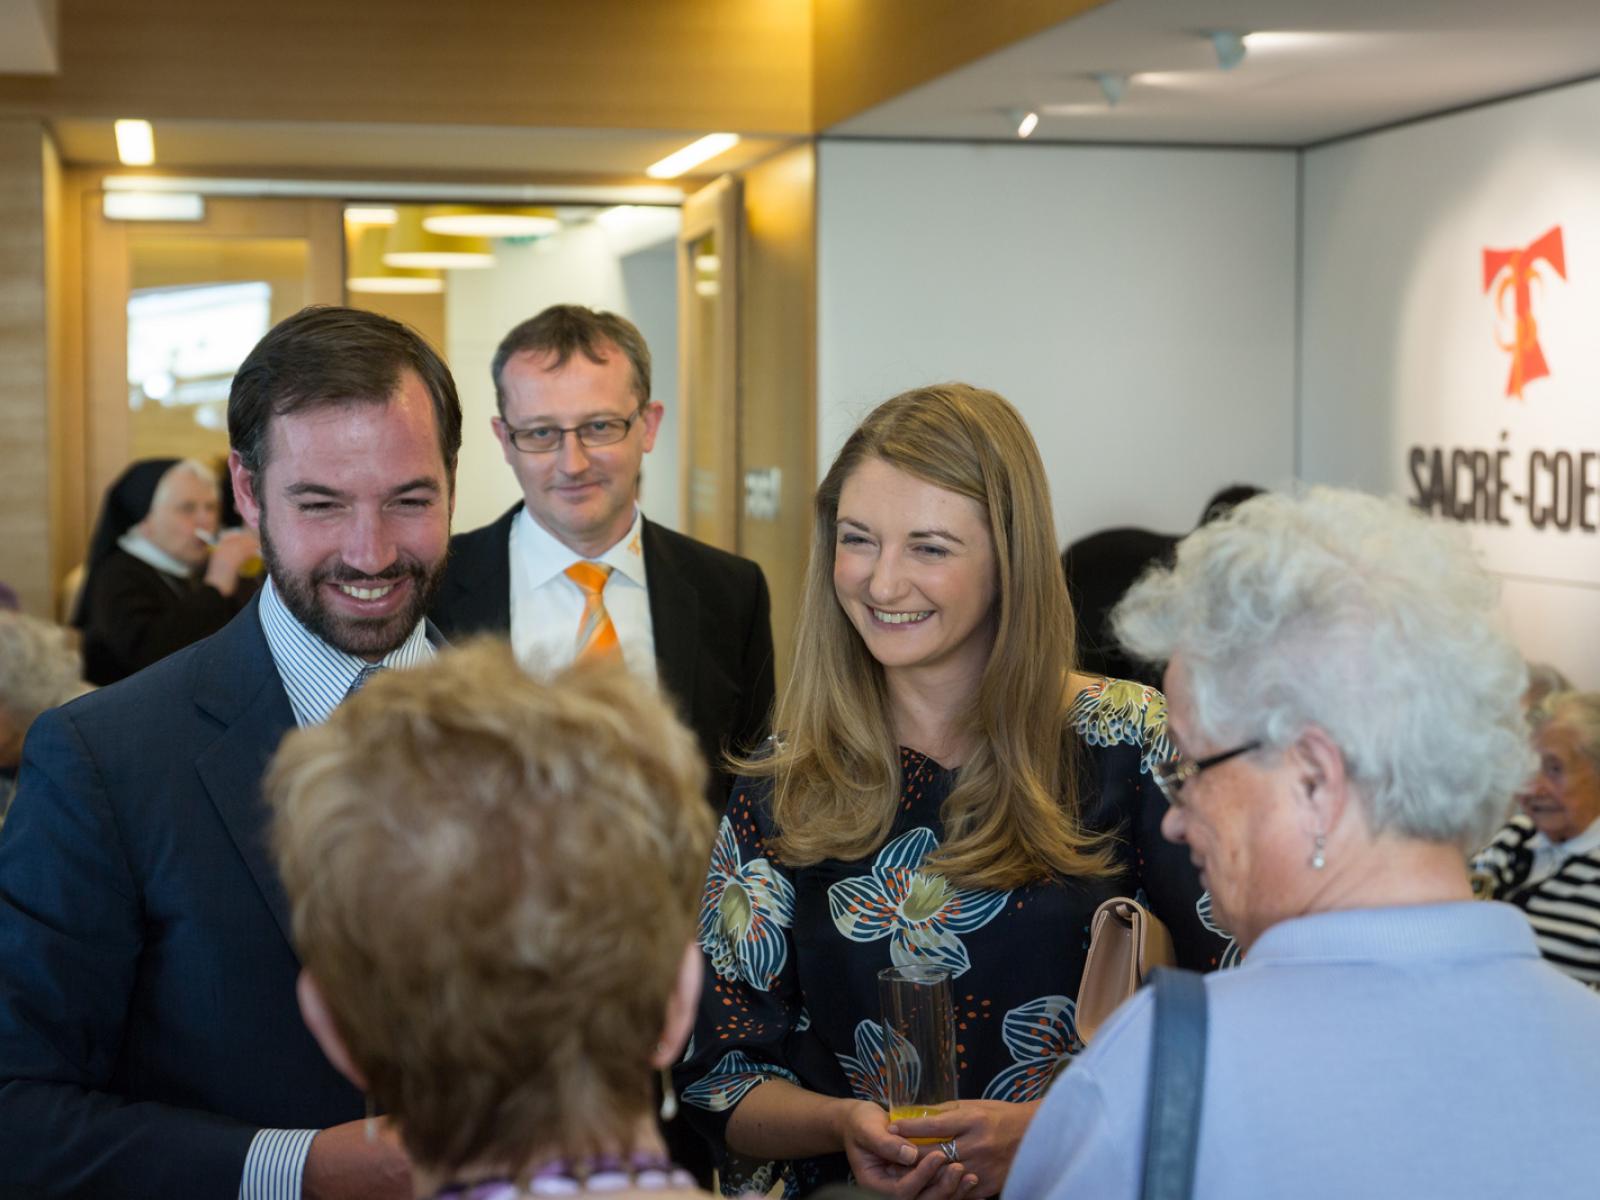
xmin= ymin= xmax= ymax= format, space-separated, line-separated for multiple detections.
xmin=0 ymin=306 xmax=457 ymax=1200
xmin=430 ymin=305 xmax=775 ymax=812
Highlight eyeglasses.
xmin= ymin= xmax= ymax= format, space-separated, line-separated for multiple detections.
xmin=501 ymin=410 xmax=643 ymax=454
xmin=1151 ymin=740 xmax=1262 ymax=807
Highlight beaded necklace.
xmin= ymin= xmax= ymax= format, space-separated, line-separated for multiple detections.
xmin=430 ymin=1152 xmax=697 ymax=1199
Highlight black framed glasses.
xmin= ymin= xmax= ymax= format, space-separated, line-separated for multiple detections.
xmin=502 ymin=410 xmax=643 ymax=454
xmin=1151 ymin=740 xmax=1262 ymax=807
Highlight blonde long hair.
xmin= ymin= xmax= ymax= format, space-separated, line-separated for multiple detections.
xmin=741 ymin=384 xmax=1116 ymax=890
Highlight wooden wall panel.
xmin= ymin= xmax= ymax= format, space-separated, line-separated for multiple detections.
xmin=0 ymin=121 xmax=51 ymax=617
xmin=737 ymin=143 xmax=816 ymax=691
xmin=0 ymin=0 xmax=812 ymax=134
xmin=44 ymin=133 xmax=86 ymax=621
xmin=812 ymin=0 xmax=1108 ymax=130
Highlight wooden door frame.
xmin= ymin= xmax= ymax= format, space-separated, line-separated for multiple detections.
xmin=676 ymin=175 xmax=742 ymax=552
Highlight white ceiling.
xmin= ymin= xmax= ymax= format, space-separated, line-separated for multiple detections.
xmin=49 ymin=117 xmax=790 ymax=179
xmin=828 ymin=0 xmax=1600 ymax=146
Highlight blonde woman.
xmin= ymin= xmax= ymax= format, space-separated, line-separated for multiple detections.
xmin=268 ymin=643 xmax=715 ymax=1200
xmin=676 ymin=386 xmax=1228 ymax=1199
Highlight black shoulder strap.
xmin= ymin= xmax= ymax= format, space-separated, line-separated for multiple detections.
xmin=1140 ymin=966 xmax=1208 ymax=1200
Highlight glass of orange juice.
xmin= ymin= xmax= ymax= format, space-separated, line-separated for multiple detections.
xmin=878 ymin=964 xmax=958 ymax=1143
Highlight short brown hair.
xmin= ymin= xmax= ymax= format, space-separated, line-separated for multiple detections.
xmin=267 ymin=641 xmax=712 ymax=1173
xmin=490 ymin=305 xmax=652 ymax=415
xmin=229 ymin=306 xmax=462 ymax=479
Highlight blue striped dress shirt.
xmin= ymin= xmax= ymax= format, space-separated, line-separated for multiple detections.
xmin=239 ymin=578 xmax=434 ymax=1200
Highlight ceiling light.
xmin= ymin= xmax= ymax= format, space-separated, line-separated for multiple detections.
xmin=1095 ymin=74 xmax=1128 ymax=107
xmin=1004 ymin=108 xmax=1043 ymax=138
xmin=114 ymin=119 xmax=155 ymax=166
xmin=347 ymin=227 xmax=444 ymax=294
xmin=1209 ymin=30 xmax=1247 ymax=71
xmin=103 ymin=191 xmax=204 ymax=221
xmin=1242 ymin=31 xmax=1329 ymax=54
xmin=344 ymin=206 xmax=398 ymax=227
xmin=382 ymin=209 xmax=495 ymax=270
xmin=421 ymin=206 xmax=560 ymax=238
xmin=646 ymin=133 xmax=740 ymax=180
xmin=1041 ymin=103 xmax=1107 ymax=117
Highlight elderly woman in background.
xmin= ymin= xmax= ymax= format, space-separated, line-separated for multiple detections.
xmin=1474 ymin=690 xmax=1600 ymax=987
xmin=267 ymin=642 xmax=715 ymax=1200
xmin=0 ymin=611 xmax=88 ymax=825
xmin=676 ymin=385 xmax=1228 ymax=1200
xmin=1006 ymin=488 xmax=1600 ymax=1200
xmin=72 ymin=458 xmax=260 ymax=686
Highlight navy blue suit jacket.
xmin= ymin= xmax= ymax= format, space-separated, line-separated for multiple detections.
xmin=0 ymin=595 xmax=361 ymax=1198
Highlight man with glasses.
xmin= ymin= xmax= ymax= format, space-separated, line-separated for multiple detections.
xmin=431 ymin=305 xmax=775 ymax=813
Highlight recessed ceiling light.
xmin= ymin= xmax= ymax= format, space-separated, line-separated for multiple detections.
xmin=114 ymin=119 xmax=155 ymax=166
xmin=646 ymin=133 xmax=740 ymax=180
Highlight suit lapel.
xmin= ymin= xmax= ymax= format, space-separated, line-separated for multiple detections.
xmin=441 ymin=504 xmax=518 ymax=633
xmin=192 ymin=599 xmax=299 ymax=948
xmin=643 ymin=520 xmax=700 ymax=716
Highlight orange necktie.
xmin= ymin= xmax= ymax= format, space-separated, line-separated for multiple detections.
xmin=565 ymin=561 xmax=620 ymax=662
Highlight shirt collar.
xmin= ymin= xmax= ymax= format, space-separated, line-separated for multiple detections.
xmin=1245 ymin=901 xmax=1540 ymax=966
xmin=515 ymin=504 xmax=647 ymax=586
xmin=1528 ymin=812 xmax=1600 ymax=867
xmin=257 ymin=576 xmax=433 ymax=728
xmin=118 ymin=530 xmax=193 ymax=579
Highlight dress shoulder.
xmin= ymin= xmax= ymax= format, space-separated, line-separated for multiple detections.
xmin=1067 ymin=676 xmax=1175 ymax=775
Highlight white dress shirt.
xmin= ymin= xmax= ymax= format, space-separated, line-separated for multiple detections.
xmin=508 ymin=504 xmax=658 ymax=685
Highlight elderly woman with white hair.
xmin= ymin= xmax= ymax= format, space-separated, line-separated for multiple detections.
xmin=1005 ymin=487 xmax=1600 ymax=1200
xmin=1474 ymin=690 xmax=1600 ymax=987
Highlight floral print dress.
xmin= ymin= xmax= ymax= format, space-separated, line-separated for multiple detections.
xmin=675 ymin=680 xmax=1236 ymax=1196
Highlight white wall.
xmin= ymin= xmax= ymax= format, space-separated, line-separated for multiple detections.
xmin=445 ymin=218 xmax=681 ymax=536
xmin=1302 ymin=77 xmax=1600 ymax=685
xmin=816 ymin=139 xmax=1299 ymax=545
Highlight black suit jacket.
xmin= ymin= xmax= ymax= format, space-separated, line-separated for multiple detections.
xmin=0 ymin=594 xmax=362 ymax=1198
xmin=431 ymin=506 xmax=776 ymax=809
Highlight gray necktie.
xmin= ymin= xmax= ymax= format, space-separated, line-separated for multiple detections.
xmin=344 ymin=664 xmax=383 ymax=701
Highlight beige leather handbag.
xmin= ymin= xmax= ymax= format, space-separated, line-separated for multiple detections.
xmin=1077 ymin=896 xmax=1176 ymax=1043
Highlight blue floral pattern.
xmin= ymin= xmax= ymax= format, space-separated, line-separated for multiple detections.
xmin=681 ymin=1049 xmax=799 ymax=1113
xmin=699 ymin=817 xmax=796 ymax=992
xmin=1070 ymin=678 xmax=1174 ymax=775
xmin=828 ymin=827 xmax=1011 ymax=978
xmin=982 ymin=995 xmax=1082 ymax=1101
xmin=835 ymin=1019 xmax=903 ymax=1106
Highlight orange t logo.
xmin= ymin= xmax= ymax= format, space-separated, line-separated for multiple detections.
xmin=1482 ymin=226 xmax=1566 ymax=401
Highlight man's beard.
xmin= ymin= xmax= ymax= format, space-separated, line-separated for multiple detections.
xmin=258 ymin=512 xmax=446 ymax=658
